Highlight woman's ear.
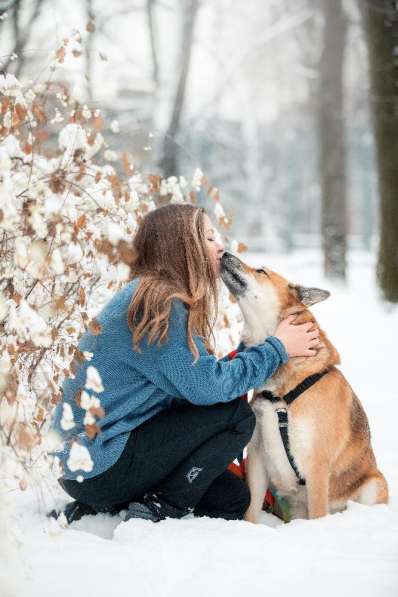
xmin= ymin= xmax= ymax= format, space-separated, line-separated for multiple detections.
xmin=296 ymin=286 xmax=330 ymax=306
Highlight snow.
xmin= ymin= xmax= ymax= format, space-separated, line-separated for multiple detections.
xmin=2 ymin=250 xmax=398 ymax=597
xmin=66 ymin=443 xmax=93 ymax=474
xmin=85 ymin=366 xmax=104 ymax=394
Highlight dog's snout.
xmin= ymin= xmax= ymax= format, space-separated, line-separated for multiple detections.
xmin=221 ymin=251 xmax=242 ymax=269
xmin=220 ymin=251 xmax=247 ymax=297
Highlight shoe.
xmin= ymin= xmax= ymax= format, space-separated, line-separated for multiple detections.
xmin=124 ymin=492 xmax=191 ymax=523
xmin=47 ymin=500 xmax=97 ymax=525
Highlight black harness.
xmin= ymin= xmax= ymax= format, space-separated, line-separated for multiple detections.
xmin=259 ymin=370 xmax=329 ymax=486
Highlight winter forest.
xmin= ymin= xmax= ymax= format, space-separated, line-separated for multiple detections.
xmin=0 ymin=1 xmax=397 ymax=596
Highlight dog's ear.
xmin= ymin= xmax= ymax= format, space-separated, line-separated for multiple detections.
xmin=295 ymin=285 xmax=330 ymax=306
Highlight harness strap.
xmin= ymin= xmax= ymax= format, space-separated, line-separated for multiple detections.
xmin=283 ymin=371 xmax=329 ymax=405
xmin=276 ymin=409 xmax=306 ymax=485
xmin=259 ymin=370 xmax=329 ymax=485
xmin=260 ymin=370 xmax=329 ymax=405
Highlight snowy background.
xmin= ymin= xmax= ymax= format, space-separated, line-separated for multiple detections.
xmin=4 ymin=251 xmax=397 ymax=597
xmin=0 ymin=0 xmax=380 ymax=248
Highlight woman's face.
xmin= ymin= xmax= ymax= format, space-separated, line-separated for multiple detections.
xmin=203 ymin=213 xmax=225 ymax=276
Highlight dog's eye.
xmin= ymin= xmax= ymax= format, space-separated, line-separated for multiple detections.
xmin=255 ymin=268 xmax=267 ymax=275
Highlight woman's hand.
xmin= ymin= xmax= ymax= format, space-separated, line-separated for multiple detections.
xmin=274 ymin=315 xmax=320 ymax=357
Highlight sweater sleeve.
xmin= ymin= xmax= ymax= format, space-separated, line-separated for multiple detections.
xmin=134 ymin=300 xmax=288 ymax=406
xmin=218 ymin=340 xmax=247 ymax=362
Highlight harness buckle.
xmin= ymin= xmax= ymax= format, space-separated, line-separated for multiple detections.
xmin=276 ymin=408 xmax=288 ymax=428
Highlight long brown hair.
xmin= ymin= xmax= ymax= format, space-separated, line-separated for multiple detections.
xmin=128 ymin=203 xmax=219 ymax=360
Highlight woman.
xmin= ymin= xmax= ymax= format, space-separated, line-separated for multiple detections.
xmin=52 ymin=203 xmax=318 ymax=524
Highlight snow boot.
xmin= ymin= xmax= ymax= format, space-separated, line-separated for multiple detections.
xmin=47 ymin=500 xmax=97 ymax=525
xmin=124 ymin=492 xmax=191 ymax=523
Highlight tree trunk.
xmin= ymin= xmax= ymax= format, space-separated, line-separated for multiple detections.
xmin=318 ymin=0 xmax=347 ymax=280
xmin=158 ymin=0 xmax=199 ymax=177
xmin=85 ymin=0 xmax=95 ymax=104
xmin=0 ymin=0 xmax=18 ymax=14
xmin=146 ymin=0 xmax=159 ymax=87
xmin=2 ymin=0 xmax=44 ymax=77
xmin=359 ymin=0 xmax=398 ymax=302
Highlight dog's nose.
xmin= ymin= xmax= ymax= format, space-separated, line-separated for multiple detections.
xmin=222 ymin=251 xmax=242 ymax=269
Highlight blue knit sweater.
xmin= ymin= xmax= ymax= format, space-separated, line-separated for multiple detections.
xmin=52 ymin=277 xmax=288 ymax=480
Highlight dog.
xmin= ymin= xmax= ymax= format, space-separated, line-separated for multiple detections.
xmin=221 ymin=252 xmax=388 ymax=521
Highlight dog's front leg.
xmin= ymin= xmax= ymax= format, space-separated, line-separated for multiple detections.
xmin=244 ymin=440 xmax=269 ymax=524
xmin=306 ymin=459 xmax=329 ymax=519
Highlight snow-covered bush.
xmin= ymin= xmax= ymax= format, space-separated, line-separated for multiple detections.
xmin=0 ymin=40 xmax=245 ymax=503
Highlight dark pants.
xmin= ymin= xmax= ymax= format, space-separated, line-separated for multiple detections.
xmin=61 ymin=397 xmax=255 ymax=520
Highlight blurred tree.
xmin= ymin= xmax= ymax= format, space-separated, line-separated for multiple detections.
xmin=85 ymin=0 xmax=95 ymax=103
xmin=146 ymin=0 xmax=159 ymax=87
xmin=1 ymin=0 xmax=44 ymax=76
xmin=359 ymin=0 xmax=398 ymax=302
xmin=0 ymin=0 xmax=17 ymax=11
xmin=318 ymin=0 xmax=347 ymax=280
xmin=158 ymin=0 xmax=199 ymax=177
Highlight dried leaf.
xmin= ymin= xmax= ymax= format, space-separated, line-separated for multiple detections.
xmin=88 ymin=318 xmax=102 ymax=336
xmin=15 ymin=423 xmax=38 ymax=449
xmin=53 ymin=296 xmax=66 ymax=311
xmin=51 ymin=393 xmax=61 ymax=406
xmin=218 ymin=216 xmax=230 ymax=229
xmin=19 ymin=479 xmax=28 ymax=491
xmin=148 ymin=174 xmax=161 ymax=193
xmin=78 ymin=287 xmax=86 ymax=307
xmin=118 ymin=240 xmax=136 ymax=265
xmin=3 ymin=369 xmax=17 ymax=404
xmin=89 ymin=406 xmax=105 ymax=418
xmin=32 ymin=102 xmax=46 ymax=124
xmin=95 ymin=238 xmax=113 ymax=259
xmin=93 ymin=115 xmax=103 ymax=131
xmin=76 ymin=164 xmax=86 ymax=180
xmin=56 ymin=46 xmax=66 ymax=63
xmin=23 ymin=142 xmax=33 ymax=154
xmin=74 ymin=389 xmax=82 ymax=407
xmin=1 ymin=97 xmax=10 ymax=114
xmin=74 ymin=349 xmax=86 ymax=364
xmin=85 ymin=423 xmax=100 ymax=439
xmin=14 ymin=103 xmax=27 ymax=125
xmin=12 ymin=292 xmax=22 ymax=305
xmin=49 ymin=171 xmax=67 ymax=194
xmin=35 ymin=406 xmax=45 ymax=422
xmin=122 ymin=152 xmax=134 ymax=176
xmin=75 ymin=214 xmax=86 ymax=230
xmin=107 ymin=172 xmax=121 ymax=193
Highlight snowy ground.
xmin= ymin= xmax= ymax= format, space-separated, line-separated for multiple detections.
xmin=2 ymin=250 xmax=398 ymax=597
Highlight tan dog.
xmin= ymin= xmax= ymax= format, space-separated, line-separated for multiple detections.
xmin=220 ymin=252 xmax=388 ymax=521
